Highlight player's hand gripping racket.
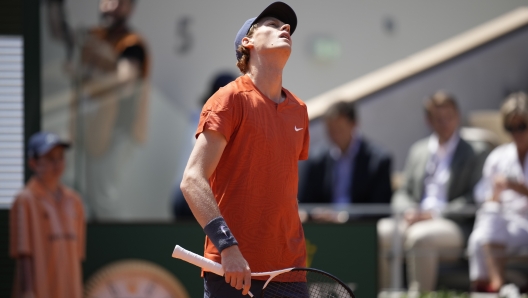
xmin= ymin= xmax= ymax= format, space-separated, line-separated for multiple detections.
xmin=172 ymin=245 xmax=356 ymax=298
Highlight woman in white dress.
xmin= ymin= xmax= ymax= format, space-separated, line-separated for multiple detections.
xmin=468 ymin=92 xmax=528 ymax=292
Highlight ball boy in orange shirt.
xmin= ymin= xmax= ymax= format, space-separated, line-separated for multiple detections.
xmin=10 ymin=132 xmax=85 ymax=298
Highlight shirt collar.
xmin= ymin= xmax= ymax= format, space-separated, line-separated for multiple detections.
xmin=330 ymin=131 xmax=362 ymax=161
xmin=28 ymin=177 xmax=65 ymax=201
xmin=428 ymin=131 xmax=460 ymax=158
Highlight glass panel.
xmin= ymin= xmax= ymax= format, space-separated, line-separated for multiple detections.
xmin=0 ymin=35 xmax=23 ymax=209
xmin=40 ymin=1 xmax=203 ymax=222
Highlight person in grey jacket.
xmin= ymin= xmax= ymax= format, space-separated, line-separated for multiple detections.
xmin=378 ymin=91 xmax=489 ymax=292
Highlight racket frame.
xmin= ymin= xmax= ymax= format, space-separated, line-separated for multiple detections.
xmin=172 ymin=245 xmax=355 ymax=298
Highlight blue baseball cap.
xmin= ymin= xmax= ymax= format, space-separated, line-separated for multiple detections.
xmin=28 ymin=132 xmax=71 ymax=158
xmin=234 ymin=2 xmax=297 ymax=61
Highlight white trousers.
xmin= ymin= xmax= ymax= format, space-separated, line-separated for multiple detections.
xmin=377 ymin=217 xmax=464 ymax=292
xmin=468 ymin=204 xmax=528 ymax=281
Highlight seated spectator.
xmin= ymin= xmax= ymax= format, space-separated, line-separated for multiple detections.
xmin=377 ymin=91 xmax=488 ymax=292
xmin=468 ymin=92 xmax=528 ymax=293
xmin=10 ymin=132 xmax=85 ymax=298
xmin=298 ymin=101 xmax=393 ymax=220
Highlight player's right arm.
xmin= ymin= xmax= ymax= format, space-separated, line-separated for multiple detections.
xmin=180 ymin=129 xmax=251 ymax=295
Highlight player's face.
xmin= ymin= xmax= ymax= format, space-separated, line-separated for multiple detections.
xmin=326 ymin=116 xmax=356 ymax=151
xmin=99 ymin=0 xmax=133 ymax=28
xmin=247 ymin=17 xmax=292 ymax=57
xmin=427 ymin=104 xmax=459 ymax=142
xmin=30 ymin=146 xmax=66 ymax=180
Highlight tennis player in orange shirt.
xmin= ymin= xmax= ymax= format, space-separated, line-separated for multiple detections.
xmin=180 ymin=2 xmax=310 ymax=297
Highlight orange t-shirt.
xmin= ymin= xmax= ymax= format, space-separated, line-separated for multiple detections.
xmin=196 ymin=75 xmax=310 ymax=274
xmin=10 ymin=178 xmax=85 ymax=298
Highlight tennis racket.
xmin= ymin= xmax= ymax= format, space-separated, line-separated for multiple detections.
xmin=172 ymin=245 xmax=356 ymax=298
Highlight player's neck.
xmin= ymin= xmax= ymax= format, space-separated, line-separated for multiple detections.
xmin=247 ymin=63 xmax=285 ymax=104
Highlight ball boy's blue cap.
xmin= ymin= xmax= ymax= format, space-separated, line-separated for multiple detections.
xmin=28 ymin=132 xmax=70 ymax=158
xmin=234 ymin=2 xmax=297 ymax=60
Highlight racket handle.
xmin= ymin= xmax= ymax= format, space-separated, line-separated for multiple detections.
xmin=172 ymin=245 xmax=254 ymax=297
xmin=172 ymin=245 xmax=225 ymax=276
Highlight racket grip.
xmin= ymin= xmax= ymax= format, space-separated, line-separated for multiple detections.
xmin=172 ymin=245 xmax=225 ymax=276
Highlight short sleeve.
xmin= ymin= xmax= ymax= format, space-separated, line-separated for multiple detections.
xmin=195 ymin=89 xmax=240 ymax=142
xmin=9 ymin=196 xmax=32 ymax=258
xmin=299 ymin=108 xmax=310 ymax=160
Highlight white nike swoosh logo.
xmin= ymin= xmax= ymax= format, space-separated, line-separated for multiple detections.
xmin=295 ymin=126 xmax=303 ymax=132
xmin=220 ymin=226 xmax=228 ymax=237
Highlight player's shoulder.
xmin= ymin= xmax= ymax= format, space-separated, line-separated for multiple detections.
xmin=203 ymin=76 xmax=249 ymax=107
xmin=283 ymin=88 xmax=307 ymax=109
xmin=226 ymin=75 xmax=259 ymax=97
xmin=218 ymin=76 xmax=246 ymax=95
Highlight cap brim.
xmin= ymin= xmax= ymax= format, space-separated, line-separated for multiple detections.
xmin=253 ymin=2 xmax=297 ymax=35
xmin=37 ymin=141 xmax=71 ymax=157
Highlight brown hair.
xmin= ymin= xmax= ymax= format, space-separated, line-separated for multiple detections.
xmin=423 ymin=91 xmax=459 ymax=117
xmin=236 ymin=24 xmax=258 ymax=74
xmin=501 ymin=92 xmax=528 ymax=126
xmin=324 ymin=101 xmax=357 ymax=122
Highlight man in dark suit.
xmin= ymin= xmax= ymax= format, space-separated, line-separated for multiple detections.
xmin=298 ymin=101 xmax=393 ymax=214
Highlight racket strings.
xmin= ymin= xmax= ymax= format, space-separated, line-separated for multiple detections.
xmin=261 ymin=269 xmax=354 ymax=298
